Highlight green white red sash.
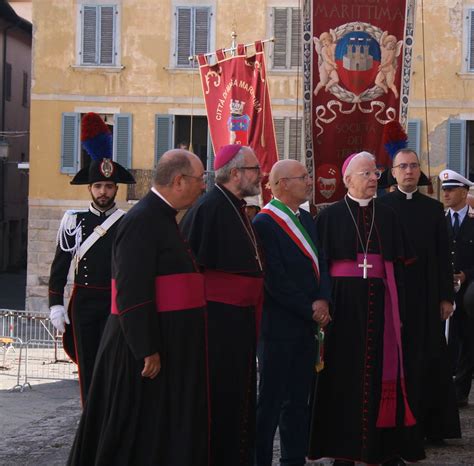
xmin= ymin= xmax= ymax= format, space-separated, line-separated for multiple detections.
xmin=260 ymin=199 xmax=320 ymax=280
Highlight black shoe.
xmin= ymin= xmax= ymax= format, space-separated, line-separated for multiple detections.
xmin=333 ymin=461 xmax=355 ymax=466
xmin=382 ymin=458 xmax=406 ymax=466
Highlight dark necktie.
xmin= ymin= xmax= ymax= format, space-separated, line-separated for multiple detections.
xmin=453 ymin=212 xmax=460 ymax=237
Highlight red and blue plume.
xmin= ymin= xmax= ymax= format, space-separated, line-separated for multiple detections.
xmin=80 ymin=112 xmax=113 ymax=161
xmin=383 ymin=120 xmax=408 ymax=159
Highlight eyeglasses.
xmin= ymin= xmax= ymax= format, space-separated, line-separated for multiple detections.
xmin=276 ymin=174 xmax=311 ymax=184
xmin=354 ymin=170 xmax=382 ymax=180
xmin=182 ymin=173 xmax=207 ymax=182
xmin=237 ymin=165 xmax=261 ymax=172
xmin=392 ymin=162 xmax=420 ymax=170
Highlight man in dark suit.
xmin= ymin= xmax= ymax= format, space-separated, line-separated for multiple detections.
xmin=253 ymin=159 xmax=331 ymax=466
xmin=440 ymin=169 xmax=474 ymax=407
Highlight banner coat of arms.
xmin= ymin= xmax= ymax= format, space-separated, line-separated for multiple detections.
xmin=303 ymin=0 xmax=416 ymax=206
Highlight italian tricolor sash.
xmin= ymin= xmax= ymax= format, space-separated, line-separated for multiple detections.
xmin=260 ymin=199 xmax=320 ymax=280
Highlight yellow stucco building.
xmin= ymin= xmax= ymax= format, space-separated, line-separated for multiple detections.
xmin=27 ymin=0 xmax=474 ymax=312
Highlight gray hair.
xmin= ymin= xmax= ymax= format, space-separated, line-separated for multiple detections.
xmin=214 ymin=149 xmax=247 ymax=184
xmin=153 ymin=152 xmax=193 ymax=187
xmin=343 ymin=151 xmax=375 ymax=187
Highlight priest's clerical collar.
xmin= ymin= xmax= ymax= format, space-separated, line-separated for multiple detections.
xmin=151 ymin=187 xmax=175 ymax=209
xmin=397 ymin=186 xmax=418 ymax=200
xmin=89 ymin=202 xmax=117 ymax=217
xmin=347 ymin=193 xmax=372 ymax=207
xmin=273 ymin=197 xmax=300 ymax=216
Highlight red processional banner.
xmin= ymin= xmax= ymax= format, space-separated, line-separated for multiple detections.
xmin=197 ymin=41 xmax=278 ymax=203
xmin=303 ymin=0 xmax=416 ymax=206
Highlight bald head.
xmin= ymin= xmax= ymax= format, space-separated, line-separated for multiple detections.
xmin=269 ymin=160 xmax=312 ymax=210
xmin=270 ymin=160 xmax=303 ymax=192
xmin=154 ymin=149 xmax=202 ymax=187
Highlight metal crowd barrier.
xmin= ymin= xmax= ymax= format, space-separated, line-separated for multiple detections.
xmin=0 ymin=309 xmax=78 ymax=391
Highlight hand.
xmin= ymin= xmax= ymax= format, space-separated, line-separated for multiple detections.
xmin=312 ymin=300 xmax=331 ymax=327
xmin=49 ymin=305 xmax=70 ymax=333
xmin=454 ymin=272 xmax=466 ymax=285
xmin=440 ymin=300 xmax=454 ymax=321
xmin=142 ymin=353 xmax=161 ymax=379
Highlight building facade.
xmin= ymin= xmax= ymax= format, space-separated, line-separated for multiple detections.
xmin=27 ymin=0 xmax=474 ymax=312
xmin=0 ymin=2 xmax=31 ymax=273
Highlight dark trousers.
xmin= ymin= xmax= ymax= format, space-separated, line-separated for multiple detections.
xmin=255 ymin=335 xmax=315 ymax=466
xmin=67 ymin=287 xmax=110 ymax=404
xmin=450 ymin=308 xmax=474 ymax=400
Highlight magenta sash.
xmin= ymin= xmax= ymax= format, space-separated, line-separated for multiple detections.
xmin=111 ymin=273 xmax=206 ymax=315
xmin=203 ymin=270 xmax=264 ymax=338
xmin=330 ymin=253 xmax=416 ymax=428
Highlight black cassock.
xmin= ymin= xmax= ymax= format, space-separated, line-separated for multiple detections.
xmin=68 ymin=192 xmax=209 ymax=466
xmin=309 ymin=197 xmax=423 ymax=464
xmin=180 ymin=185 xmax=263 ymax=466
xmin=380 ymin=189 xmax=460 ymax=440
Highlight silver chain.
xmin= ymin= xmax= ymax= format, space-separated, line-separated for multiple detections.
xmin=344 ymin=195 xmax=375 ymax=258
xmin=216 ymin=185 xmax=263 ymax=271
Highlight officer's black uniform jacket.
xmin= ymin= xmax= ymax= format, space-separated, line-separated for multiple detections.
xmin=48 ymin=203 xmax=121 ymax=305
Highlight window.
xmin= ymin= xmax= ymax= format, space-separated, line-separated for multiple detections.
xmin=79 ymin=5 xmax=118 ymax=66
xmin=61 ymin=113 xmax=132 ymax=174
xmin=5 ymin=63 xmax=11 ymax=101
xmin=467 ymin=9 xmax=474 ymax=72
xmin=175 ymin=7 xmax=211 ymax=67
xmin=22 ymin=72 xmax=28 ymax=107
xmin=447 ymin=119 xmax=467 ymax=176
xmin=273 ymin=117 xmax=303 ymax=160
xmin=271 ymin=8 xmax=301 ymax=69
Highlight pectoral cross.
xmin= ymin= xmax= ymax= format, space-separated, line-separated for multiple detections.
xmin=358 ymin=255 xmax=373 ymax=279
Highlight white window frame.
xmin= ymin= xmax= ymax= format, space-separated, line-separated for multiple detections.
xmin=76 ymin=2 xmax=122 ymax=69
xmin=170 ymin=1 xmax=216 ymax=69
xmin=268 ymin=6 xmax=302 ymax=71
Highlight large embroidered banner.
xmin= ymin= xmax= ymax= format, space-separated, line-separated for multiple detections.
xmin=303 ymin=0 xmax=416 ymax=206
xmin=197 ymin=41 xmax=278 ymax=203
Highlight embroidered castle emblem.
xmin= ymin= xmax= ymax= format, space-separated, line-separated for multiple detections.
xmin=227 ymin=99 xmax=251 ymax=145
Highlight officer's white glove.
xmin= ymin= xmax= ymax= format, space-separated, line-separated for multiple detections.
xmin=49 ymin=305 xmax=70 ymax=333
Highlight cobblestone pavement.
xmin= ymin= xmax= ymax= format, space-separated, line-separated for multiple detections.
xmin=0 ymin=377 xmax=472 ymax=465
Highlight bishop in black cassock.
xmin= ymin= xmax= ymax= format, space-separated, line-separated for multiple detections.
xmin=309 ymin=152 xmax=421 ymax=466
xmin=68 ymin=151 xmax=209 ymax=466
xmin=379 ymin=150 xmax=460 ymax=444
xmin=180 ymin=144 xmax=264 ymax=466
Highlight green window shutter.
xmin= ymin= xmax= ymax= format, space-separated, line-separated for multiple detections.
xmin=447 ymin=119 xmax=467 ymax=175
xmin=274 ymin=118 xmax=285 ymax=160
xmin=288 ymin=118 xmax=303 ymax=160
xmin=113 ymin=113 xmax=132 ymax=169
xmin=82 ymin=6 xmax=97 ymax=65
xmin=407 ymin=119 xmax=421 ymax=156
xmin=61 ymin=113 xmax=80 ymax=174
xmin=290 ymin=8 xmax=301 ymax=68
xmin=99 ymin=6 xmax=115 ymax=65
xmin=468 ymin=10 xmax=474 ymax=72
xmin=273 ymin=8 xmax=288 ymax=69
xmin=155 ymin=115 xmax=174 ymax=165
xmin=176 ymin=7 xmax=192 ymax=67
xmin=194 ymin=8 xmax=210 ymax=56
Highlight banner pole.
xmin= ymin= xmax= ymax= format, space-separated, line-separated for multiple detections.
xmin=188 ymin=37 xmax=274 ymax=63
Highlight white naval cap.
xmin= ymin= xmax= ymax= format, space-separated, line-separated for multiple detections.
xmin=439 ymin=169 xmax=474 ymax=189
